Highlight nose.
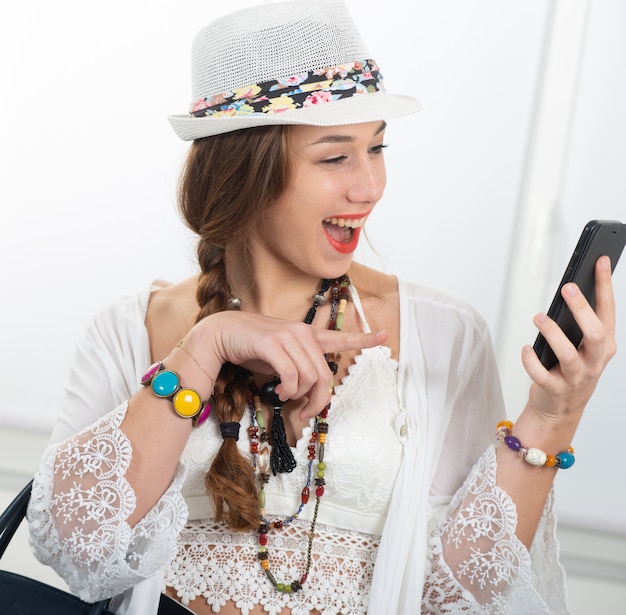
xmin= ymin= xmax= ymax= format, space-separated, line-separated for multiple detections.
xmin=346 ymin=158 xmax=386 ymax=204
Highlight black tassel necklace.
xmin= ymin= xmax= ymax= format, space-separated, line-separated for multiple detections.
xmin=230 ymin=275 xmax=351 ymax=593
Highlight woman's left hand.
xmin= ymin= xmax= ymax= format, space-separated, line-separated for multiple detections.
xmin=521 ymin=255 xmax=617 ymax=427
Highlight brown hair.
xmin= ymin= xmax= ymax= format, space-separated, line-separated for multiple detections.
xmin=178 ymin=125 xmax=292 ymax=530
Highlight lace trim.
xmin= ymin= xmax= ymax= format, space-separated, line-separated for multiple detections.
xmin=27 ymin=404 xmax=569 ymax=612
xmin=29 ymin=404 xmax=189 ymax=602
xmin=422 ymin=446 xmax=563 ymax=614
xmin=163 ymin=517 xmax=379 ymax=615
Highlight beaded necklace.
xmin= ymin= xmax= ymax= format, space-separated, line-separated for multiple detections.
xmin=244 ymin=275 xmax=351 ymax=593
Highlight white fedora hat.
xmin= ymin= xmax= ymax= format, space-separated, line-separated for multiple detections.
xmin=168 ymin=0 xmax=421 ymax=141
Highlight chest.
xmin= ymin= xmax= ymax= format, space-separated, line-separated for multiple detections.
xmin=181 ymin=345 xmax=403 ymax=532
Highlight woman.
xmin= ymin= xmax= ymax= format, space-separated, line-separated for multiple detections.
xmin=28 ymin=1 xmax=616 ymax=614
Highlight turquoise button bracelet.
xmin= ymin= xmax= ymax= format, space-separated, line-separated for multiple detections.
xmin=141 ymin=361 xmax=210 ymax=423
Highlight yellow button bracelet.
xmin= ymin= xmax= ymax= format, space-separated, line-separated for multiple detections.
xmin=141 ymin=361 xmax=206 ymax=420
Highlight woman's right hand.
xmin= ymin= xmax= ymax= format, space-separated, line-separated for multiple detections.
xmin=180 ymin=311 xmax=388 ymax=419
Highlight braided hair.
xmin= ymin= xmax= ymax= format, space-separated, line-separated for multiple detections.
xmin=178 ymin=125 xmax=292 ymax=530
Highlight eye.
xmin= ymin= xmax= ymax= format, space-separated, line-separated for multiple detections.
xmin=321 ymin=155 xmax=347 ymax=165
xmin=370 ymin=143 xmax=388 ymax=155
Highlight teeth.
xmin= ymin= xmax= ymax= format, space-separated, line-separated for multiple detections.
xmin=324 ymin=217 xmax=366 ymax=229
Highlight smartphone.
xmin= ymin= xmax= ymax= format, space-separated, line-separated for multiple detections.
xmin=533 ymin=219 xmax=626 ymax=370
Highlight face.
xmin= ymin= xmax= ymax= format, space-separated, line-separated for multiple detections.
xmin=254 ymin=121 xmax=387 ymax=280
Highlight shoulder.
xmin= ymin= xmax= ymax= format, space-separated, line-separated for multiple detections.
xmin=65 ymin=284 xmax=158 ymax=398
xmin=348 ymin=263 xmax=400 ymax=357
xmin=349 ymin=260 xmax=397 ymax=315
xmin=86 ymin=283 xmax=157 ymax=338
xmin=79 ymin=277 xmax=198 ymax=356
xmin=145 ymin=276 xmax=199 ymax=325
xmin=348 ymin=263 xmax=487 ymax=330
xmin=397 ymin=278 xmax=495 ymax=372
xmin=348 ymin=262 xmax=397 ymax=303
xmin=398 ymin=278 xmax=488 ymax=329
xmin=145 ymin=275 xmax=200 ymax=361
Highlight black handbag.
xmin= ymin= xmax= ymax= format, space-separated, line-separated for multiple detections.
xmin=0 ymin=480 xmax=193 ymax=614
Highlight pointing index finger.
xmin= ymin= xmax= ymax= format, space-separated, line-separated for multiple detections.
xmin=318 ymin=329 xmax=388 ymax=355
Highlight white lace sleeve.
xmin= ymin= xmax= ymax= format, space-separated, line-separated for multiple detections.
xmin=28 ymin=403 xmax=189 ymax=603
xmin=422 ymin=446 xmax=569 ymax=614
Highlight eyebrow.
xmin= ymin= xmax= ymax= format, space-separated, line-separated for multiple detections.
xmin=310 ymin=120 xmax=387 ymax=144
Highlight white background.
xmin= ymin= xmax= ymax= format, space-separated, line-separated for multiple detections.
xmin=1 ymin=0 xmax=625 ymax=532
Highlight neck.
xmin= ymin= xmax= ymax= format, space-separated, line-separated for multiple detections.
xmin=225 ymin=248 xmax=334 ymax=320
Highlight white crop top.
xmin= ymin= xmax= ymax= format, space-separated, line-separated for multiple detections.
xmin=164 ymin=287 xmax=403 ymax=612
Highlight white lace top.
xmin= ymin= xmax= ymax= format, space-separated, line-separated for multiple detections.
xmin=162 ymin=337 xmax=401 ymax=614
xmin=27 ymin=279 xmax=570 ymax=614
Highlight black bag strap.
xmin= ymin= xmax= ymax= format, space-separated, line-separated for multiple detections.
xmin=0 ymin=479 xmax=34 ymax=559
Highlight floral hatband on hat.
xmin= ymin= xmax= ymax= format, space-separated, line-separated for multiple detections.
xmin=190 ymin=60 xmax=383 ymax=119
xmin=168 ymin=0 xmax=420 ymax=140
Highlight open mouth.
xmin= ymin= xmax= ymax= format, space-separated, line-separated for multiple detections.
xmin=322 ymin=216 xmax=366 ymax=253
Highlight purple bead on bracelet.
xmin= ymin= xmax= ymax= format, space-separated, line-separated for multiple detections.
xmin=193 ymin=402 xmax=212 ymax=428
xmin=495 ymin=421 xmax=575 ymax=469
xmin=141 ymin=361 xmax=163 ymax=385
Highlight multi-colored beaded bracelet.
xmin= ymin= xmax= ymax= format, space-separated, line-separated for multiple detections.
xmin=141 ymin=361 xmax=208 ymax=422
xmin=495 ymin=420 xmax=575 ymax=469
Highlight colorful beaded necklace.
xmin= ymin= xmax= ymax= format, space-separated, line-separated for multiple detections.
xmin=244 ymin=275 xmax=351 ymax=593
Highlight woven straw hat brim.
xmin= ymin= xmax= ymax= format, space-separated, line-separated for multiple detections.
xmin=169 ymin=0 xmax=421 ymax=141
xmin=168 ymin=91 xmax=421 ymax=141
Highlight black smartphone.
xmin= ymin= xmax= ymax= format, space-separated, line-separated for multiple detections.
xmin=533 ymin=219 xmax=626 ymax=370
